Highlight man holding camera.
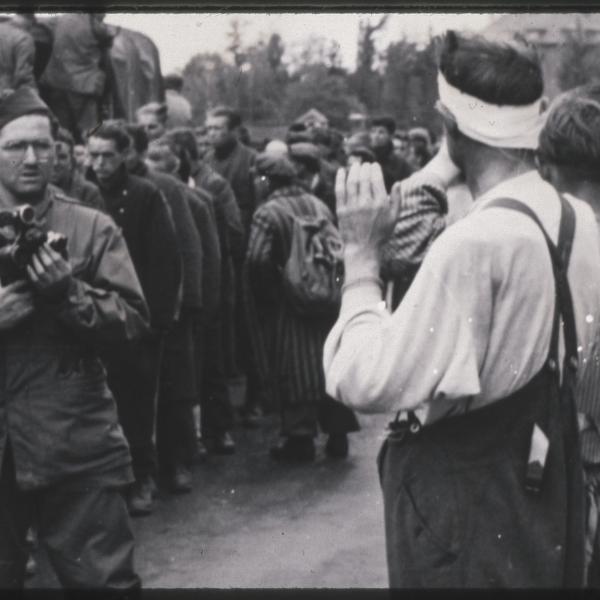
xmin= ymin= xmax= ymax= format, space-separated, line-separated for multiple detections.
xmin=0 ymin=87 xmax=148 ymax=590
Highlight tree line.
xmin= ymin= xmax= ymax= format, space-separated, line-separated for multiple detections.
xmin=181 ymin=16 xmax=600 ymax=135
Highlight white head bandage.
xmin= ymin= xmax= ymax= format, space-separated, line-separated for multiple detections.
xmin=437 ymin=72 xmax=545 ymax=150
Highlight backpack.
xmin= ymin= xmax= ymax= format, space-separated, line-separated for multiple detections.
xmin=281 ymin=211 xmax=344 ymax=317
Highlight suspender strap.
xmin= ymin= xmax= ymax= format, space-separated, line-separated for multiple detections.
xmin=485 ymin=196 xmax=578 ymax=376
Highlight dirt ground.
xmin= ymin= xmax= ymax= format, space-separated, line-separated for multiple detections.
xmin=28 ymin=410 xmax=390 ymax=589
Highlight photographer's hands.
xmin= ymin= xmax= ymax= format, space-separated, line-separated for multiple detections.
xmin=0 ymin=280 xmax=34 ymax=331
xmin=27 ymin=243 xmax=73 ymax=300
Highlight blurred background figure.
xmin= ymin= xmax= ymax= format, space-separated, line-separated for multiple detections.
xmin=0 ymin=11 xmax=36 ymax=92
xmin=408 ymin=127 xmax=433 ymax=168
xmin=164 ymin=72 xmax=192 ymax=129
xmin=136 ymin=101 xmax=168 ymax=141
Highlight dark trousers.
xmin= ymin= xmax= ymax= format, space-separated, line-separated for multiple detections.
xmin=43 ymin=88 xmax=100 ymax=145
xmin=377 ymin=368 xmax=584 ymax=588
xmin=0 ymin=444 xmax=139 ymax=590
xmin=107 ymin=337 xmax=164 ymax=482
xmin=157 ymin=311 xmax=198 ymax=472
xmin=198 ymin=312 xmax=234 ymax=436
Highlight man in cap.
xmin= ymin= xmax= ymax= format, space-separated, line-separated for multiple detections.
xmin=369 ymin=115 xmax=413 ymax=192
xmin=86 ymin=120 xmax=183 ymax=511
xmin=537 ymin=82 xmax=600 ymax=585
xmin=51 ymin=126 xmax=104 ymax=210
xmin=246 ymin=152 xmax=359 ymax=462
xmin=325 ymin=30 xmax=600 ymax=587
xmin=0 ymin=87 xmax=148 ymax=589
xmin=289 ymin=142 xmax=336 ymax=217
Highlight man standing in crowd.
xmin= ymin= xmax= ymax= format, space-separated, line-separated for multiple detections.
xmin=136 ymin=102 xmax=168 ymax=142
xmin=369 ymin=115 xmax=413 ymax=192
xmin=206 ymin=106 xmax=265 ymax=431
xmin=408 ymin=127 xmax=433 ymax=168
xmin=536 ymin=82 xmax=600 ymax=585
xmin=51 ymin=126 xmax=104 ymax=210
xmin=0 ymin=87 xmax=148 ymax=590
xmin=164 ymin=73 xmax=192 ymax=129
xmin=0 ymin=13 xmax=36 ymax=92
xmin=86 ymin=121 xmax=182 ymax=515
xmin=325 ymin=31 xmax=600 ymax=587
xmin=40 ymin=13 xmax=115 ymax=143
xmin=246 ymin=153 xmax=359 ymax=461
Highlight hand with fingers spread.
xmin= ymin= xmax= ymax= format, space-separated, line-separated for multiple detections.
xmin=0 ymin=280 xmax=35 ymax=331
xmin=335 ymin=162 xmax=396 ymax=263
xmin=26 ymin=243 xmax=73 ymax=300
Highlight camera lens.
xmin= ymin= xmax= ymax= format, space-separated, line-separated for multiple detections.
xmin=18 ymin=205 xmax=35 ymax=225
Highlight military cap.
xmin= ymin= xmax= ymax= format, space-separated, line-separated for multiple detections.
xmin=255 ymin=152 xmax=297 ymax=179
xmin=409 ymin=127 xmax=432 ymax=145
xmin=0 ymin=87 xmax=53 ymax=131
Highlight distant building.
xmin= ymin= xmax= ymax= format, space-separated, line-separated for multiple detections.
xmin=483 ymin=13 xmax=600 ymax=97
xmin=294 ymin=108 xmax=329 ymax=130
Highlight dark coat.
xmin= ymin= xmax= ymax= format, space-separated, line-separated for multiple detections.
xmin=90 ymin=166 xmax=181 ymax=334
xmin=0 ymin=187 xmax=149 ymax=490
xmin=179 ymin=182 xmax=222 ymax=318
xmin=245 ymin=184 xmax=338 ymax=426
xmin=130 ymin=160 xmax=204 ymax=312
xmin=40 ymin=14 xmax=113 ymax=96
xmin=206 ymin=139 xmax=257 ymax=239
xmin=0 ymin=21 xmax=36 ymax=91
xmin=373 ymin=142 xmax=414 ymax=193
xmin=55 ymin=172 xmax=105 ymax=211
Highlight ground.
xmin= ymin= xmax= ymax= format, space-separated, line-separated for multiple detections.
xmin=28 ymin=410 xmax=389 ymax=589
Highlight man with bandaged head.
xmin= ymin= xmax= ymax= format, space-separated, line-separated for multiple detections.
xmin=0 ymin=87 xmax=148 ymax=590
xmin=325 ymin=30 xmax=600 ymax=587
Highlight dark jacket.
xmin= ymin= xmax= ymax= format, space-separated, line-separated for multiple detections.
xmin=90 ymin=166 xmax=181 ymax=334
xmin=0 ymin=20 xmax=36 ymax=91
xmin=206 ymin=138 xmax=257 ymax=240
xmin=373 ymin=142 xmax=414 ymax=193
xmin=182 ymin=184 xmax=222 ymax=319
xmin=130 ymin=160 xmax=204 ymax=312
xmin=193 ymin=161 xmax=244 ymax=266
xmin=0 ymin=187 xmax=149 ymax=490
xmin=54 ymin=172 xmax=105 ymax=211
xmin=41 ymin=14 xmax=114 ymax=96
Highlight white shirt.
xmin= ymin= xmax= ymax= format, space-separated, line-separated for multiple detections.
xmin=324 ymin=170 xmax=600 ymax=425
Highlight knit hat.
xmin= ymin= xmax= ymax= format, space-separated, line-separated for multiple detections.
xmin=0 ymin=87 xmax=53 ymax=131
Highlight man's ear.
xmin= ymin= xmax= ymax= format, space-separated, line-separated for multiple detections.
xmin=535 ymin=154 xmax=554 ymax=185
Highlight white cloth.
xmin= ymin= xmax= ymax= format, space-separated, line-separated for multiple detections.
xmin=437 ymin=72 xmax=546 ymax=150
xmin=324 ymin=170 xmax=600 ymax=425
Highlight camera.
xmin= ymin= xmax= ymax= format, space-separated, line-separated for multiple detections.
xmin=0 ymin=204 xmax=68 ymax=285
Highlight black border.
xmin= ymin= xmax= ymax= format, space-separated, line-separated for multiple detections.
xmin=6 ymin=1 xmax=600 ymax=598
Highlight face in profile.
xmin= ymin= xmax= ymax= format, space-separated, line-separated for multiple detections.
xmin=51 ymin=141 xmax=73 ymax=185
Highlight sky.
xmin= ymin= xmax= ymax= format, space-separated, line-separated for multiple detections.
xmin=102 ymin=13 xmax=499 ymax=74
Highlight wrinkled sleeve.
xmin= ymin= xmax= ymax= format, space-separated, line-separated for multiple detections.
xmin=324 ymin=231 xmax=483 ymax=415
xmin=13 ymin=34 xmax=36 ymax=89
xmin=380 ymin=172 xmax=448 ymax=281
xmin=55 ymin=212 xmax=150 ymax=345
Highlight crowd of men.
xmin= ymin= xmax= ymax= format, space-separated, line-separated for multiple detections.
xmin=2 ymin=9 xmax=600 ymax=593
